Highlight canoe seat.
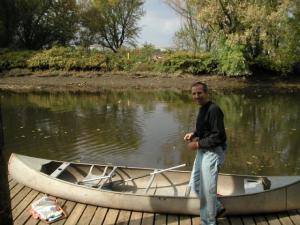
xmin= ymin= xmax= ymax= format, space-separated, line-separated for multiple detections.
xmin=50 ymin=162 xmax=70 ymax=178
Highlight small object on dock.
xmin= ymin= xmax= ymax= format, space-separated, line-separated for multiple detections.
xmin=30 ymin=195 xmax=66 ymax=223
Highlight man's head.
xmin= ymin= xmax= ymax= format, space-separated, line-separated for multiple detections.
xmin=191 ymin=81 xmax=209 ymax=106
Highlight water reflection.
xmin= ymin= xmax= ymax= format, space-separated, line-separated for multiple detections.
xmin=2 ymin=91 xmax=300 ymax=176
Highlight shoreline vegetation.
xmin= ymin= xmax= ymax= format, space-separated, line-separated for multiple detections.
xmin=1 ymin=46 xmax=300 ymax=77
xmin=0 ymin=47 xmax=300 ymax=93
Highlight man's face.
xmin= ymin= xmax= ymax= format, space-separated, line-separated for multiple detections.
xmin=192 ymin=85 xmax=209 ymax=105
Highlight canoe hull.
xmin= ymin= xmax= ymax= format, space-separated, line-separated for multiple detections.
xmin=8 ymin=153 xmax=300 ymax=215
xmin=8 ymin=153 xmax=200 ymax=215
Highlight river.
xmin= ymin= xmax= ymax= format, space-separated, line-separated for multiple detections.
xmin=2 ymin=90 xmax=300 ymax=176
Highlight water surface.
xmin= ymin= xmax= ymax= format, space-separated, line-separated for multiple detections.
xmin=2 ymin=90 xmax=300 ymax=176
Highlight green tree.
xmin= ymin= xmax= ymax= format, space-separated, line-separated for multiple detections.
xmin=80 ymin=0 xmax=144 ymax=52
xmin=14 ymin=0 xmax=78 ymax=49
xmin=167 ymin=0 xmax=300 ymax=75
xmin=0 ymin=0 xmax=17 ymax=47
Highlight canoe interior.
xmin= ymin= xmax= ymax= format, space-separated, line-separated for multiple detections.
xmin=40 ymin=161 xmax=300 ymax=197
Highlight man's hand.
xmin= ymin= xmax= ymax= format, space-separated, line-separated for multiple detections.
xmin=187 ymin=141 xmax=199 ymax=151
xmin=184 ymin=132 xmax=194 ymax=141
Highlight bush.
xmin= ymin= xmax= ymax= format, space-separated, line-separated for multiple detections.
xmin=27 ymin=47 xmax=107 ymax=71
xmin=216 ymin=43 xmax=251 ymax=77
xmin=0 ymin=49 xmax=34 ymax=71
xmin=158 ymin=52 xmax=217 ymax=75
xmin=255 ymin=53 xmax=298 ymax=76
xmin=104 ymin=51 xmax=131 ymax=71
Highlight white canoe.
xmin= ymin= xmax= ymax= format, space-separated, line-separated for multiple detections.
xmin=8 ymin=153 xmax=300 ymax=215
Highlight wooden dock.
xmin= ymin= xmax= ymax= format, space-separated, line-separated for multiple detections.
xmin=8 ymin=176 xmax=300 ymax=225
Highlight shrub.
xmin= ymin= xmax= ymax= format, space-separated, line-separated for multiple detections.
xmin=0 ymin=49 xmax=34 ymax=71
xmin=216 ymin=43 xmax=251 ymax=77
xmin=158 ymin=52 xmax=217 ymax=75
xmin=27 ymin=47 xmax=107 ymax=71
xmin=254 ymin=53 xmax=298 ymax=76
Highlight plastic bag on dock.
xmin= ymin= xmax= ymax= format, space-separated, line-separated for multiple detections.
xmin=30 ymin=195 xmax=66 ymax=223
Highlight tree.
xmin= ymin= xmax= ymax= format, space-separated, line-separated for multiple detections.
xmin=167 ymin=0 xmax=300 ymax=75
xmin=14 ymin=0 xmax=79 ymax=49
xmin=166 ymin=0 xmax=211 ymax=54
xmin=0 ymin=0 xmax=17 ymax=47
xmin=80 ymin=0 xmax=144 ymax=52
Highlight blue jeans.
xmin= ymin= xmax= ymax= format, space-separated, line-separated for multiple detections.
xmin=189 ymin=145 xmax=226 ymax=225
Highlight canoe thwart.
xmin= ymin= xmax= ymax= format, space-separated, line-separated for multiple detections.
xmin=50 ymin=162 xmax=70 ymax=178
xmin=99 ymin=166 xmax=118 ymax=189
xmin=145 ymin=169 xmax=158 ymax=193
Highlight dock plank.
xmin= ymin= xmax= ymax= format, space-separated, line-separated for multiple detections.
xmin=64 ymin=203 xmax=86 ymax=225
xmin=10 ymin=184 xmax=26 ymax=200
xmin=217 ymin=217 xmax=231 ymax=225
xmin=167 ymin=215 xmax=178 ymax=225
xmin=7 ymin=178 xmax=300 ymax=225
xmin=242 ymin=216 xmax=256 ymax=225
xmin=154 ymin=213 xmax=167 ymax=225
xmin=191 ymin=216 xmax=201 ymax=225
xmin=24 ymin=214 xmax=40 ymax=225
xmin=277 ymin=212 xmax=294 ymax=225
xmin=179 ymin=216 xmax=191 ymax=225
xmin=265 ymin=214 xmax=280 ymax=225
xmin=141 ymin=212 xmax=154 ymax=225
xmin=229 ymin=216 xmax=243 ymax=225
xmin=12 ymin=190 xmax=39 ymax=221
xmin=288 ymin=210 xmax=300 ymax=225
xmin=254 ymin=216 xmax=268 ymax=225
xmin=8 ymin=174 xmax=13 ymax=182
xmin=128 ymin=211 xmax=142 ymax=225
xmin=9 ymin=179 xmax=18 ymax=190
xmin=77 ymin=205 xmax=97 ymax=225
xmin=102 ymin=209 xmax=119 ymax=225
xmin=90 ymin=207 xmax=108 ymax=225
xmin=52 ymin=201 xmax=77 ymax=225
xmin=115 ymin=210 xmax=131 ymax=225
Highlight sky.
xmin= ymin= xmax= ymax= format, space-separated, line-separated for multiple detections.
xmin=137 ymin=0 xmax=181 ymax=48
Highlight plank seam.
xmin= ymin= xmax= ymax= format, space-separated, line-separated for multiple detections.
xmin=100 ymin=207 xmax=109 ymax=225
xmin=87 ymin=206 xmax=98 ymax=225
xmin=61 ymin=202 xmax=78 ymax=225
xmin=76 ymin=204 xmax=87 ymax=225
xmin=113 ymin=210 xmax=121 ymax=225
xmin=126 ymin=211 xmax=133 ymax=225
xmin=10 ymin=184 xmax=25 ymax=199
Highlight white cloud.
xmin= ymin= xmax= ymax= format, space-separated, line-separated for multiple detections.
xmin=137 ymin=0 xmax=181 ymax=48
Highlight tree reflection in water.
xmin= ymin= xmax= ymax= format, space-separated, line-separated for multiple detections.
xmin=1 ymin=90 xmax=300 ymax=176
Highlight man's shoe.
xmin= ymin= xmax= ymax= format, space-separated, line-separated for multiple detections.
xmin=216 ymin=207 xmax=226 ymax=218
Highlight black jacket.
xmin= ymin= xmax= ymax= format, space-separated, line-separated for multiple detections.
xmin=193 ymin=101 xmax=227 ymax=149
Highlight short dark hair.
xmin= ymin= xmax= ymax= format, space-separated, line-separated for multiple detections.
xmin=191 ymin=81 xmax=208 ymax=93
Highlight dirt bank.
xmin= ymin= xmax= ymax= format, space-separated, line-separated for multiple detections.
xmin=0 ymin=70 xmax=299 ymax=93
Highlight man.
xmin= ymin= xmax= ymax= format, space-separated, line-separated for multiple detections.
xmin=184 ymin=81 xmax=226 ymax=225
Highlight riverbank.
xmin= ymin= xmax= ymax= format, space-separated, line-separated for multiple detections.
xmin=0 ymin=70 xmax=300 ymax=93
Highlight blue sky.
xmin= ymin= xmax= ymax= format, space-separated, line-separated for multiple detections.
xmin=138 ymin=0 xmax=181 ymax=48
